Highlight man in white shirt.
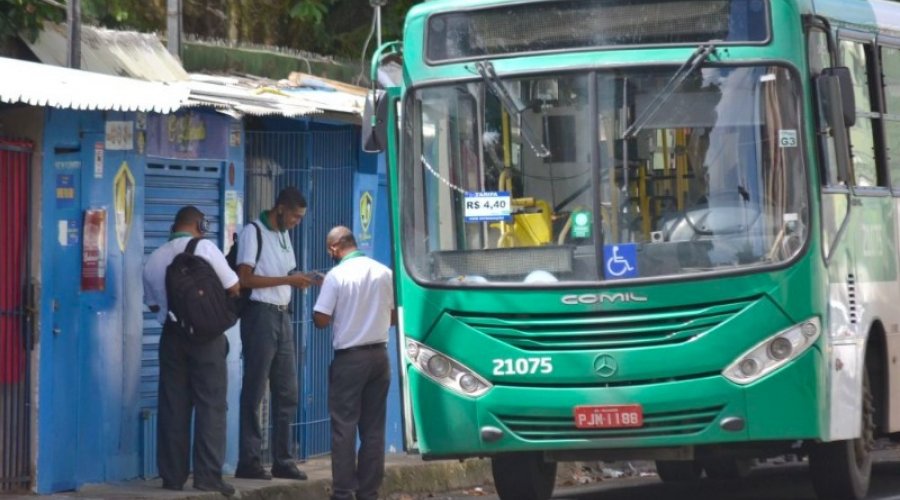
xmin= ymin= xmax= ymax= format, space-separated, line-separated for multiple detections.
xmin=313 ymin=226 xmax=395 ymax=500
xmin=235 ymin=187 xmax=316 ymax=481
xmin=142 ymin=206 xmax=239 ymax=496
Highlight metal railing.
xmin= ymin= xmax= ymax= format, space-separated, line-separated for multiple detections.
xmin=245 ymin=129 xmax=356 ymax=461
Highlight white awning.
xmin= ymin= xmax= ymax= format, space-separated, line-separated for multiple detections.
xmin=0 ymin=57 xmax=190 ymax=113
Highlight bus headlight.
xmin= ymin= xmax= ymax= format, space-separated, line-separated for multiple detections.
xmin=723 ymin=318 xmax=820 ymax=385
xmin=406 ymin=339 xmax=492 ymax=397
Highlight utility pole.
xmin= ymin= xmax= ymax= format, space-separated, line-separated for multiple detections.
xmin=66 ymin=0 xmax=81 ymax=69
xmin=370 ymin=0 xmax=387 ymax=47
xmin=167 ymin=0 xmax=183 ymax=58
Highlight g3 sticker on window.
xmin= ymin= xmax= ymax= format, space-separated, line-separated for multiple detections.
xmin=779 ymin=130 xmax=798 ymax=148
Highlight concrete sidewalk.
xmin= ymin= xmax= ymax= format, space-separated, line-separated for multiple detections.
xmin=48 ymin=455 xmax=492 ymax=500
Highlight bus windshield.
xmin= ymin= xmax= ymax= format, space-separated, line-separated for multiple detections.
xmin=401 ymin=64 xmax=807 ymax=286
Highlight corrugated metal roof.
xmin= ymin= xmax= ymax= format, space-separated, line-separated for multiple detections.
xmin=187 ymin=74 xmax=365 ymax=120
xmin=18 ymin=24 xmax=366 ymax=119
xmin=0 ymin=56 xmax=190 ymax=113
xmin=24 ymin=23 xmax=188 ymax=82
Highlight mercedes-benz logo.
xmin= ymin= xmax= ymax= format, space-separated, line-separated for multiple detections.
xmin=594 ymin=354 xmax=618 ymax=378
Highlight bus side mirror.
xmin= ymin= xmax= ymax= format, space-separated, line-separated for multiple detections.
xmin=821 ymin=67 xmax=856 ymax=127
xmin=816 ymin=68 xmax=855 ymax=183
xmin=362 ymin=91 xmax=388 ymax=153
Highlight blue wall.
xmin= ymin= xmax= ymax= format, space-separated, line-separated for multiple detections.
xmin=36 ymin=108 xmax=245 ymax=493
xmin=37 ymin=108 xmax=146 ymax=492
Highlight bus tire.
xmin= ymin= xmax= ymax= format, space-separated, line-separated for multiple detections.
xmin=809 ymin=369 xmax=874 ymax=500
xmin=491 ymin=453 xmax=556 ymax=500
xmin=654 ymin=460 xmax=702 ymax=482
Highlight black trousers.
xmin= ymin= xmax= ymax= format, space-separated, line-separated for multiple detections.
xmin=329 ymin=346 xmax=391 ymax=500
xmin=157 ymin=320 xmax=228 ymax=487
xmin=238 ymin=302 xmax=299 ymax=469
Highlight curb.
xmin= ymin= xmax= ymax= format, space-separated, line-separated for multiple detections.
xmin=382 ymin=459 xmax=492 ymax=497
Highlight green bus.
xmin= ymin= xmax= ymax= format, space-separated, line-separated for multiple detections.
xmin=364 ymin=1 xmax=900 ymax=498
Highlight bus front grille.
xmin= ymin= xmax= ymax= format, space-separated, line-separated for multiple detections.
xmin=495 ymin=405 xmax=724 ymax=441
xmin=457 ymin=299 xmax=753 ymax=351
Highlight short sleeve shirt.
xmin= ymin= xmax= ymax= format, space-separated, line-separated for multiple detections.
xmin=313 ymin=254 xmax=394 ymax=350
xmin=236 ymin=216 xmax=297 ymax=306
xmin=142 ymin=236 xmax=239 ymax=325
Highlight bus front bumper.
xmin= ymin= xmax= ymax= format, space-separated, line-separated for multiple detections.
xmin=408 ymin=347 xmax=824 ymax=457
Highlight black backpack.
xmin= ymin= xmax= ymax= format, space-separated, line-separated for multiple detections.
xmin=165 ymin=238 xmax=238 ymax=342
xmin=225 ymin=222 xmax=262 ymax=314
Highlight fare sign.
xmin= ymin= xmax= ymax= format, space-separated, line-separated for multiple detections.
xmin=464 ymin=191 xmax=512 ymax=222
xmin=574 ymin=404 xmax=643 ymax=429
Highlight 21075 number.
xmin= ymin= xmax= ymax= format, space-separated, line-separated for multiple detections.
xmin=492 ymin=357 xmax=553 ymax=376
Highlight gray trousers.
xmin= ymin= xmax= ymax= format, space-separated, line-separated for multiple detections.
xmin=238 ymin=302 xmax=299 ymax=469
xmin=157 ymin=320 xmax=228 ymax=487
xmin=329 ymin=346 xmax=391 ymax=500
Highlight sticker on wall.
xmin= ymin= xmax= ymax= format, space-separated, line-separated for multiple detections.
xmin=113 ymin=162 xmax=135 ymax=252
xmin=105 ymin=121 xmax=135 ymax=150
xmin=94 ymin=142 xmax=104 ymax=179
xmin=224 ymin=190 xmax=243 ymax=255
xmin=57 ymin=220 xmax=78 ymax=246
xmin=230 ymin=123 xmax=242 ymax=147
xmin=359 ymin=190 xmax=374 ymax=250
xmin=82 ymin=208 xmax=108 ymax=291
xmin=56 ymin=174 xmax=76 ymax=208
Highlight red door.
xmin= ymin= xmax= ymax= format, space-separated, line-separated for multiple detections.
xmin=0 ymin=138 xmax=32 ymax=493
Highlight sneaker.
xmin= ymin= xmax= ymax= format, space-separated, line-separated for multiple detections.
xmin=271 ymin=463 xmax=307 ymax=480
xmin=194 ymin=480 xmax=236 ymax=497
xmin=234 ymin=464 xmax=272 ymax=480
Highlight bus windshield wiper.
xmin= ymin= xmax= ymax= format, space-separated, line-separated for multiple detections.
xmin=623 ymin=41 xmax=718 ymax=140
xmin=475 ymin=61 xmax=551 ymax=158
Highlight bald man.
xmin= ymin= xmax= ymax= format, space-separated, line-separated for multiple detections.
xmin=313 ymin=226 xmax=396 ymax=500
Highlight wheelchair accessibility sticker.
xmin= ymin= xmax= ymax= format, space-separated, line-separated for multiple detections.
xmin=603 ymin=244 xmax=638 ymax=279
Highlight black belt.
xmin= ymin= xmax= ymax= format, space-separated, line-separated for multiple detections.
xmin=249 ymin=300 xmax=290 ymax=313
xmin=335 ymin=342 xmax=387 ymax=354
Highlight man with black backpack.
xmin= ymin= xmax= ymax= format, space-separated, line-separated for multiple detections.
xmin=142 ymin=206 xmax=239 ymax=496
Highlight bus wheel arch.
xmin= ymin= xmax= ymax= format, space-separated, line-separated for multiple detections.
xmin=864 ymin=321 xmax=888 ymax=434
xmin=808 ymin=349 xmax=876 ymax=500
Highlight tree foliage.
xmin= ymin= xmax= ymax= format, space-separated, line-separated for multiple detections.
xmin=0 ymin=0 xmax=64 ymax=42
xmin=1 ymin=0 xmax=420 ymax=65
xmin=76 ymin=0 xmax=418 ymax=60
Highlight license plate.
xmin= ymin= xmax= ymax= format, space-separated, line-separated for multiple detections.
xmin=574 ymin=404 xmax=643 ymax=429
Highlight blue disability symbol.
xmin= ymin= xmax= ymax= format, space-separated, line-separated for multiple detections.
xmin=604 ymin=244 xmax=638 ymax=279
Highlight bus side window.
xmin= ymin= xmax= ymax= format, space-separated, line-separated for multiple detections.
xmin=809 ymin=28 xmax=842 ymax=187
xmin=839 ymin=38 xmax=883 ymax=188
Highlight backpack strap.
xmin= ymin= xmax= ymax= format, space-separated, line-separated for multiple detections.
xmin=250 ymin=221 xmax=262 ymax=265
xmin=185 ymin=237 xmax=202 ymax=255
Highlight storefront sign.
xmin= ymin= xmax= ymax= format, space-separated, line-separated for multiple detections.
xmin=146 ymin=111 xmax=228 ymax=159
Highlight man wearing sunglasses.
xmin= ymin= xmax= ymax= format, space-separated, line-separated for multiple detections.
xmin=142 ymin=205 xmax=239 ymax=496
